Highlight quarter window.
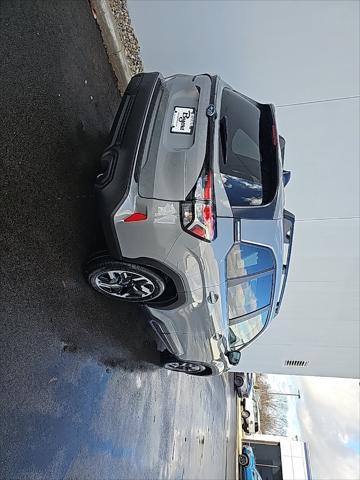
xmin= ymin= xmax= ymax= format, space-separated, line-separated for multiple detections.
xmin=227 ymin=242 xmax=274 ymax=279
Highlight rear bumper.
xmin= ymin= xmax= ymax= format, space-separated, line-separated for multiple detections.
xmin=95 ymin=72 xmax=163 ymax=258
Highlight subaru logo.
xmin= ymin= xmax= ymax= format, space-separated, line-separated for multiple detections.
xmin=206 ymin=104 xmax=216 ymax=117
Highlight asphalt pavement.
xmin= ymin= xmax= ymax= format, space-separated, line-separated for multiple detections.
xmin=0 ymin=1 xmax=236 ymax=479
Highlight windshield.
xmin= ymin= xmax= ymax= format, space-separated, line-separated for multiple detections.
xmin=219 ymin=88 xmax=278 ymax=207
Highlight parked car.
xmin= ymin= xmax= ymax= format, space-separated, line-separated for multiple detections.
xmin=86 ymin=72 xmax=295 ymax=376
xmin=241 ymin=394 xmax=260 ymax=434
xmin=234 ymin=372 xmax=255 ymax=398
xmin=239 ymin=446 xmax=262 ymax=479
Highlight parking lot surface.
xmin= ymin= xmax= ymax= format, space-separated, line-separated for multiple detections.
xmin=0 ymin=1 xmax=236 ymax=479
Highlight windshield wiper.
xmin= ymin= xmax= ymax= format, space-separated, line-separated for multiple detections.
xmin=220 ymin=116 xmax=228 ymax=164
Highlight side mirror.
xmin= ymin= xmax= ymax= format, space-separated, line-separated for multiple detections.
xmin=283 ymin=170 xmax=291 ymax=187
xmin=226 ymin=350 xmax=241 ymax=366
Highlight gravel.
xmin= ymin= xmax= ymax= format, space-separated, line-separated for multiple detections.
xmin=108 ymin=0 xmax=143 ymax=75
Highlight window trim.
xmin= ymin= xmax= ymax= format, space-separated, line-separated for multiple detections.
xmin=228 ymin=267 xmax=274 ymax=286
xmin=229 ymin=305 xmax=270 ymax=327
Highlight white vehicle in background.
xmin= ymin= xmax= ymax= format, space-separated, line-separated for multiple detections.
xmin=241 ymin=391 xmax=260 ymax=434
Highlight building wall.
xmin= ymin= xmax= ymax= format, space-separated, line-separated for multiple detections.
xmin=245 ymin=434 xmax=310 ymax=480
xmin=233 ymin=219 xmax=360 ymax=378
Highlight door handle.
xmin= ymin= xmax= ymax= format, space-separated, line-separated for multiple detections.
xmin=207 ymin=291 xmax=219 ymax=304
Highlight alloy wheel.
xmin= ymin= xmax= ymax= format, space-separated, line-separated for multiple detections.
xmin=165 ymin=361 xmax=206 ymax=374
xmin=94 ymin=269 xmax=156 ymax=300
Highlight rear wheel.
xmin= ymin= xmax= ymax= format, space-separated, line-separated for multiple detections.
xmin=239 ymin=453 xmax=249 ymax=466
xmin=241 ymin=409 xmax=251 ymax=419
xmin=85 ymin=256 xmax=165 ymax=303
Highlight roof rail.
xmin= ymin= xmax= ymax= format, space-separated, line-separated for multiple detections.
xmin=275 ymin=209 xmax=295 ymax=314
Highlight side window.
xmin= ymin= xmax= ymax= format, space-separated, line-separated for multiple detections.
xmin=227 ymin=242 xmax=274 ymax=279
xmin=228 ymin=273 xmax=273 ymax=319
xmin=229 ymin=309 xmax=269 ymax=348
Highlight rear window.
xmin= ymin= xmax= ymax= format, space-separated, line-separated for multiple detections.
xmin=219 ymin=88 xmax=278 ymax=207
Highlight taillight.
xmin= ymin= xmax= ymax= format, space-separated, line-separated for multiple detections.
xmin=123 ymin=212 xmax=147 ymax=222
xmin=272 ymin=125 xmax=278 ymax=146
xmin=181 ymin=170 xmax=216 ymax=241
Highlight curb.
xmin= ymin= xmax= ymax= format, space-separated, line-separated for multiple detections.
xmin=236 ymin=396 xmax=242 ymax=480
xmin=90 ymin=0 xmax=133 ymax=93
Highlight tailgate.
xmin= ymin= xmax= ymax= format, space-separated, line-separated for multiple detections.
xmin=138 ymin=74 xmax=214 ymax=201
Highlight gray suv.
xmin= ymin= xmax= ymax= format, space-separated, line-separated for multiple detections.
xmin=86 ymin=72 xmax=295 ymax=376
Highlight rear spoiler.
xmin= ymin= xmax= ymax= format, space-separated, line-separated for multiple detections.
xmin=279 ymin=135 xmax=286 ymax=164
xmin=275 ymin=209 xmax=295 ymax=314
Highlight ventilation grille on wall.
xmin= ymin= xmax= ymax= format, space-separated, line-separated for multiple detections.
xmin=284 ymin=359 xmax=309 ymax=368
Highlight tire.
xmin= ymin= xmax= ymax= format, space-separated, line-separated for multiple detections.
xmin=85 ymin=256 xmax=165 ymax=303
xmin=242 ymin=423 xmax=249 ymax=433
xmin=164 ymin=360 xmax=211 ymax=376
xmin=239 ymin=453 xmax=249 ymax=466
xmin=234 ymin=375 xmax=244 ymax=387
xmin=241 ymin=409 xmax=251 ymax=419
xmin=161 ymin=351 xmax=212 ymax=376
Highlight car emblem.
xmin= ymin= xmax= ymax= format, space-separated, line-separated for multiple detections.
xmin=206 ymin=104 xmax=216 ymax=117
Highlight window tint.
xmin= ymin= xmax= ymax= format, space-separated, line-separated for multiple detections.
xmin=219 ymin=88 xmax=277 ymax=206
xmin=229 ymin=309 xmax=269 ymax=347
xmin=221 ymin=174 xmax=262 ymax=207
xmin=227 ymin=242 xmax=274 ymax=279
xmin=228 ymin=273 xmax=273 ymax=319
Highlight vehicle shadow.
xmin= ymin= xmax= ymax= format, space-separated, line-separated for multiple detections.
xmin=4 ymin=117 xmax=161 ymax=372
xmin=51 ymin=125 xmax=162 ymax=371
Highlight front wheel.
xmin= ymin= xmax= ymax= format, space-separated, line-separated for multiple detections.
xmin=241 ymin=409 xmax=251 ymax=419
xmin=164 ymin=360 xmax=208 ymax=375
xmin=239 ymin=453 xmax=249 ymax=466
xmin=234 ymin=375 xmax=244 ymax=387
xmin=85 ymin=256 xmax=165 ymax=303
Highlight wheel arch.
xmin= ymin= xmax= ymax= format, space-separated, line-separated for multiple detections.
xmin=121 ymin=256 xmax=187 ymax=308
